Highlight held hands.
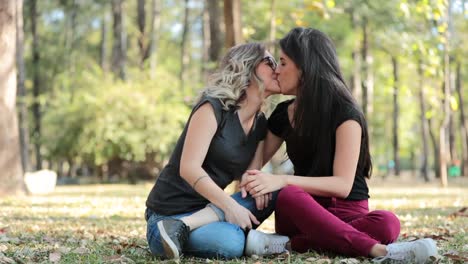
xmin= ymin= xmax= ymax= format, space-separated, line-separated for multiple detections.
xmin=240 ymin=173 xmax=272 ymax=210
xmin=240 ymin=170 xmax=287 ymax=198
xmin=224 ymin=202 xmax=260 ymax=230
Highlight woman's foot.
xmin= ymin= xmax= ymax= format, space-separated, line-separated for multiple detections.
xmin=372 ymin=238 xmax=438 ymax=263
xmin=245 ymin=229 xmax=290 ymax=256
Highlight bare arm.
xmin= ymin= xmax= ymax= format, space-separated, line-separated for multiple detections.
xmin=262 ymin=130 xmax=284 ymax=166
xmin=180 ymin=103 xmax=258 ymax=228
xmin=241 ymin=120 xmax=362 ymax=199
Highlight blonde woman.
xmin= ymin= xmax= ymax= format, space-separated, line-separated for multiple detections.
xmin=145 ymin=43 xmax=284 ymax=259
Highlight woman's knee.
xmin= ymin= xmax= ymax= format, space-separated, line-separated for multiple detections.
xmin=277 ymin=185 xmax=304 ymax=205
xmin=370 ymin=210 xmax=400 ymax=243
xmin=186 ymin=222 xmax=245 ymax=259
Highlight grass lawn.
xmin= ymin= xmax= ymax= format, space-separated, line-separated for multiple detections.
xmin=0 ymin=178 xmax=467 ymax=263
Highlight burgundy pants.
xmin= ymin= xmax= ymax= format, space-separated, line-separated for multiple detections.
xmin=275 ymin=185 xmax=400 ymax=257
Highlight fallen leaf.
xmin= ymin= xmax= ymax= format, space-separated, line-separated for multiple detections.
xmin=58 ymin=247 xmax=71 ymax=254
xmin=49 ymin=252 xmax=61 ymax=263
xmin=0 ymin=254 xmax=15 ymax=264
xmin=0 ymin=228 xmax=9 ymax=235
xmin=443 ymin=253 xmax=468 ymax=262
xmin=340 ymin=258 xmax=360 ymax=264
xmin=72 ymin=247 xmax=89 ymax=254
xmin=448 ymin=207 xmax=468 ymax=218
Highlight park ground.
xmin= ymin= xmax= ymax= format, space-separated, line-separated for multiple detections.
xmin=0 ymin=175 xmax=467 ymax=263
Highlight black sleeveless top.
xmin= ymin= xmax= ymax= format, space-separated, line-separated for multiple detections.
xmin=268 ymin=99 xmax=369 ymax=200
xmin=146 ymin=95 xmax=268 ymax=215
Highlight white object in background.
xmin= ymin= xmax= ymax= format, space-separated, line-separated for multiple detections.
xmin=24 ymin=170 xmax=57 ymax=194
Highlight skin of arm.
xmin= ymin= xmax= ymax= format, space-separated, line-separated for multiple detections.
xmin=240 ymin=120 xmax=362 ymax=199
xmin=179 ymin=103 xmax=259 ymax=229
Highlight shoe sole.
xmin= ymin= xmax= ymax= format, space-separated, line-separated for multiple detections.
xmin=157 ymin=221 xmax=180 ymax=259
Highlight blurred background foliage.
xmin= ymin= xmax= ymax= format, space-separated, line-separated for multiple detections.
xmin=15 ymin=0 xmax=467 ymax=183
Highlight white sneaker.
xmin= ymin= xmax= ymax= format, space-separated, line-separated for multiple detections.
xmin=245 ymin=230 xmax=289 ymax=256
xmin=373 ymin=238 xmax=438 ymax=264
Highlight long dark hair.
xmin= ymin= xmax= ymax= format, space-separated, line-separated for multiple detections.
xmin=279 ymin=27 xmax=372 ymax=178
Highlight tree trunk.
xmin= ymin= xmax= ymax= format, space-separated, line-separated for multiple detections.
xmin=349 ymin=8 xmax=362 ymax=103
xmin=16 ymin=0 xmax=29 ymax=173
xmin=455 ymin=61 xmax=468 ymax=176
xmin=30 ymin=0 xmax=42 ymax=170
xmin=137 ymin=0 xmax=146 ymax=69
xmin=428 ymin=118 xmax=441 ymax=178
xmin=100 ymin=11 xmax=108 ymax=71
xmin=417 ymin=60 xmax=430 ymax=181
xmin=202 ymin=2 xmax=210 ymax=80
xmin=361 ymin=17 xmax=374 ymax=119
xmin=268 ymin=0 xmax=277 ymax=53
xmin=0 ymin=0 xmax=25 ymax=195
xmin=111 ymin=0 xmax=127 ymax=81
xmin=179 ymin=0 xmax=190 ymax=91
xmin=224 ymin=0 xmax=243 ymax=48
xmin=202 ymin=0 xmax=222 ymax=80
xmin=439 ymin=0 xmax=452 ymax=187
xmin=391 ymin=56 xmax=400 ymax=176
xmin=149 ymin=0 xmax=161 ymax=79
xmin=208 ymin=0 xmax=222 ymax=63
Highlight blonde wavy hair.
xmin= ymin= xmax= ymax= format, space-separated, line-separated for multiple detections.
xmin=198 ymin=43 xmax=266 ymax=110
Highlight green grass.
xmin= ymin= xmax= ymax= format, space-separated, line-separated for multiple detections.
xmin=0 ymin=180 xmax=467 ymax=263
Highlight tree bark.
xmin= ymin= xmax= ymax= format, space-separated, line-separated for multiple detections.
xmin=30 ymin=0 xmax=42 ymax=170
xmin=208 ymin=0 xmax=222 ymax=63
xmin=179 ymin=0 xmax=190 ymax=91
xmin=224 ymin=0 xmax=243 ymax=48
xmin=391 ymin=56 xmax=400 ymax=176
xmin=111 ymin=0 xmax=127 ymax=81
xmin=428 ymin=118 xmax=441 ymax=178
xmin=0 ymin=0 xmax=25 ymax=195
xmin=149 ymin=0 xmax=161 ymax=79
xmin=455 ymin=61 xmax=468 ymax=176
xmin=268 ymin=0 xmax=277 ymax=54
xmin=417 ymin=60 xmax=430 ymax=181
xmin=137 ymin=0 xmax=146 ymax=69
xmin=16 ymin=0 xmax=29 ymax=173
xmin=100 ymin=11 xmax=108 ymax=71
xmin=439 ymin=0 xmax=452 ymax=187
xmin=349 ymin=8 xmax=362 ymax=103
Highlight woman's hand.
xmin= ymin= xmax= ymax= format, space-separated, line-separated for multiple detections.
xmin=241 ymin=173 xmax=272 ymax=210
xmin=223 ymin=202 xmax=260 ymax=230
xmin=240 ymin=170 xmax=287 ymax=198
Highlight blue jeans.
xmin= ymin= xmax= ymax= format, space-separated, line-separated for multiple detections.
xmin=145 ymin=191 xmax=277 ymax=259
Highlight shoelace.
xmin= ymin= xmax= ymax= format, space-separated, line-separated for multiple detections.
xmin=175 ymin=224 xmax=189 ymax=246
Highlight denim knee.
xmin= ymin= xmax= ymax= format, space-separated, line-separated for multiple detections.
xmin=185 ymin=222 xmax=246 ymax=259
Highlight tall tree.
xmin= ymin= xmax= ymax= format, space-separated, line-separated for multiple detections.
xmin=137 ymin=0 xmax=147 ymax=69
xmin=100 ymin=10 xmax=109 ymax=71
xmin=0 ymin=0 xmax=25 ymax=195
xmin=268 ymin=0 xmax=277 ymax=53
xmin=391 ymin=55 xmax=400 ymax=176
xmin=207 ymin=0 xmax=222 ymax=64
xmin=30 ymin=0 xmax=42 ymax=170
xmin=361 ymin=16 xmax=374 ymax=118
xmin=455 ymin=61 xmax=468 ymax=176
xmin=224 ymin=0 xmax=243 ymax=48
xmin=349 ymin=8 xmax=362 ymax=103
xmin=417 ymin=60 xmax=430 ymax=181
xmin=439 ymin=0 xmax=453 ymax=187
xmin=16 ymin=0 xmax=29 ymax=172
xmin=179 ymin=0 xmax=190 ymax=91
xmin=111 ymin=0 xmax=127 ymax=81
xmin=149 ymin=0 xmax=161 ymax=79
